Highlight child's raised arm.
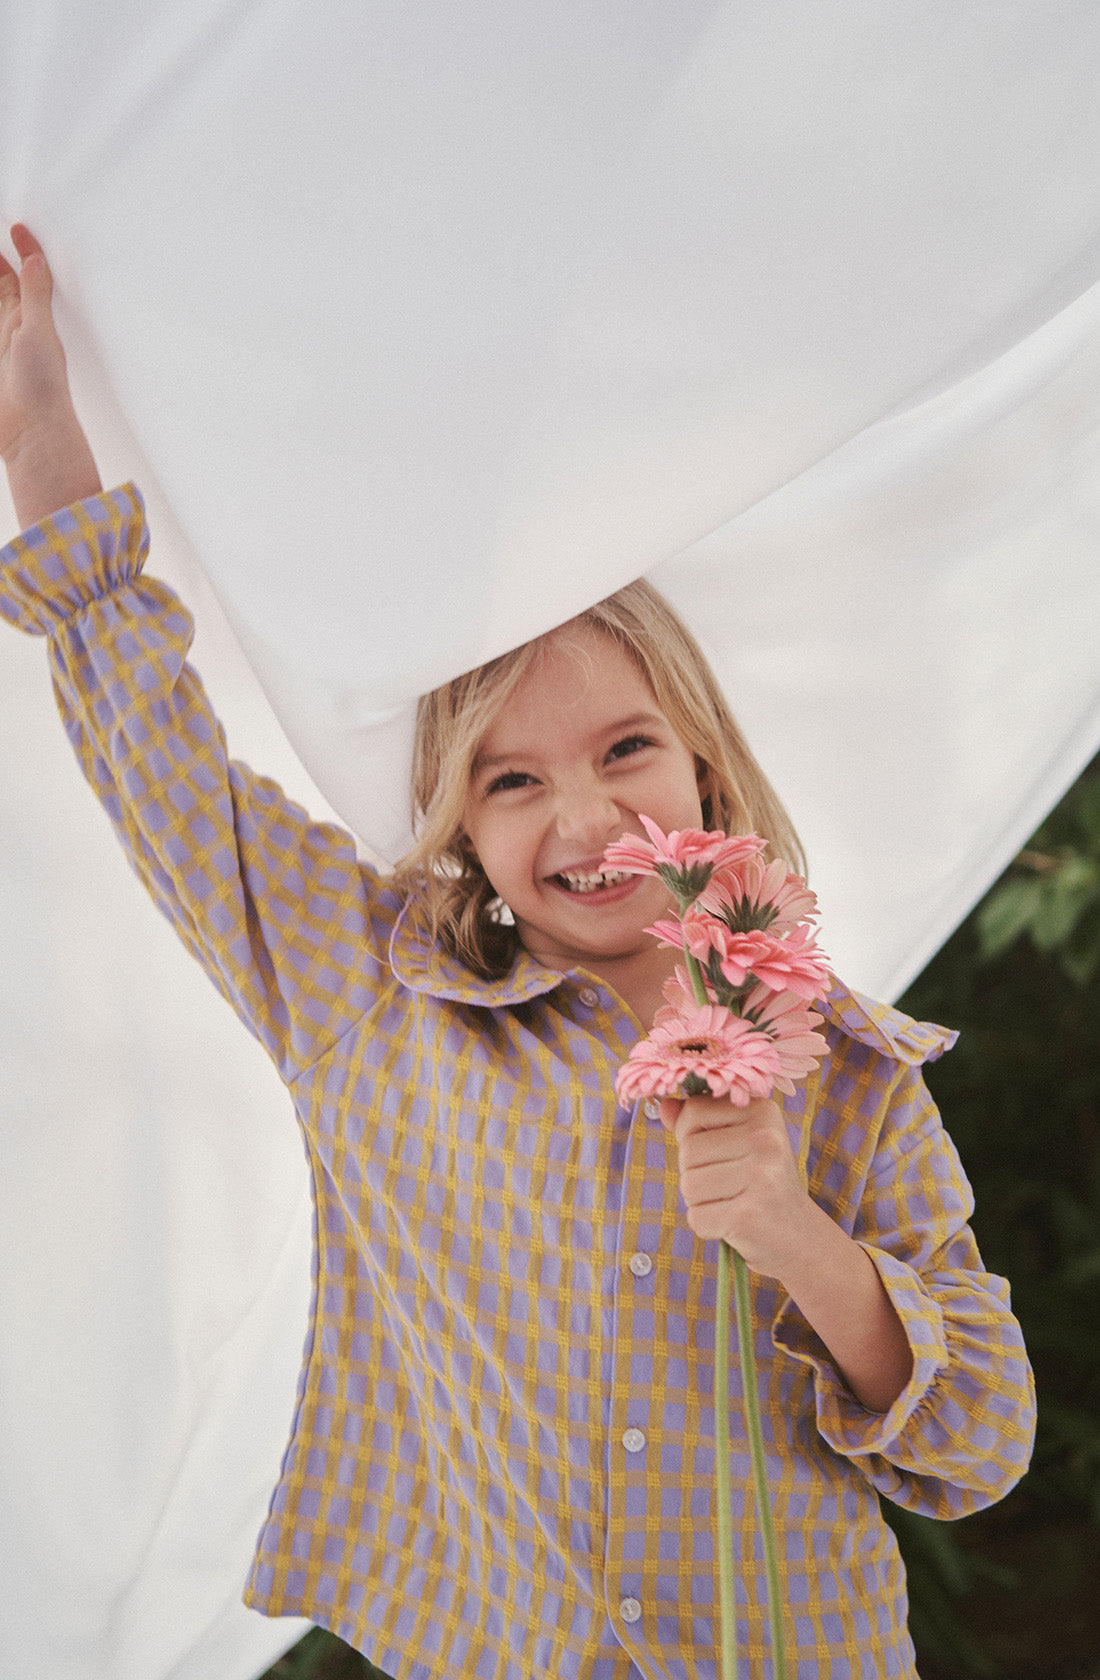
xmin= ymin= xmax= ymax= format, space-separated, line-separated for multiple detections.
xmin=1 ymin=230 xmax=398 ymax=1084
xmin=0 ymin=225 xmax=101 ymax=527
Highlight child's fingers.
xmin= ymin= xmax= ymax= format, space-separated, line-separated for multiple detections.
xmin=674 ymin=1094 xmax=779 ymax=1141
xmin=10 ymin=227 xmax=54 ymax=319
xmin=657 ymin=1096 xmax=683 ymax=1131
xmin=0 ymin=228 xmax=23 ymax=296
xmin=0 ymin=249 xmax=21 ymax=356
xmin=10 ymin=223 xmax=46 ymax=264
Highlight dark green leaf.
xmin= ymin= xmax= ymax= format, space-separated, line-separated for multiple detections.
xmin=976 ymin=877 xmax=1043 ymax=957
xmin=1073 ymin=776 xmax=1100 ymax=848
xmin=1029 ymin=856 xmax=1099 ymax=950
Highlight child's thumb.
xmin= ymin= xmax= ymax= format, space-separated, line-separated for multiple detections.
xmin=20 ymin=251 xmax=55 ymax=320
xmin=657 ymin=1096 xmax=684 ymax=1131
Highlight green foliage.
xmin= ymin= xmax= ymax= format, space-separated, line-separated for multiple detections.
xmin=892 ymin=752 xmax=1100 ymax=1677
xmin=882 ymin=1503 xmax=1014 ymax=1675
xmin=977 ymin=769 xmax=1100 ymax=984
xmin=261 ymin=1626 xmax=390 ymax=1679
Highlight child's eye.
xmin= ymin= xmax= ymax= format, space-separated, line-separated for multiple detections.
xmin=607 ymin=734 xmax=654 ymax=762
xmin=486 ymin=769 xmax=534 ymax=795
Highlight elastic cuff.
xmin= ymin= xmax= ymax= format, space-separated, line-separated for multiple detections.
xmin=772 ymin=1243 xmax=951 ymax=1455
xmin=0 ymin=483 xmax=147 ymax=635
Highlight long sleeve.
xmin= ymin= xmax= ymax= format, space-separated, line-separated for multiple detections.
xmin=774 ymin=1016 xmax=1036 ymax=1519
xmin=0 ymin=485 xmax=400 ymax=1083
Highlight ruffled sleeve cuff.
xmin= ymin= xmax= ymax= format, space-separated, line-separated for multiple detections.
xmin=772 ymin=1243 xmax=951 ymax=1456
xmin=0 ymin=483 xmax=147 ymax=636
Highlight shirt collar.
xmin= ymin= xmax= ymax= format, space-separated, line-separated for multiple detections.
xmin=817 ymin=978 xmax=958 ymax=1065
xmin=389 ymin=896 xmax=955 ymax=1059
xmin=388 ymin=892 xmax=568 ymax=1006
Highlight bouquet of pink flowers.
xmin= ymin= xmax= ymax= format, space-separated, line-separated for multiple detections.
xmin=601 ymin=816 xmax=834 ymax=1680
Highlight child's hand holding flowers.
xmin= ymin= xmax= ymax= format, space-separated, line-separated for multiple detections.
xmin=662 ymin=1091 xmax=817 ymax=1277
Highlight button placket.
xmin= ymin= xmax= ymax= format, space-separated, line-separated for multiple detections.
xmin=606 ymin=1042 xmax=667 ymax=1660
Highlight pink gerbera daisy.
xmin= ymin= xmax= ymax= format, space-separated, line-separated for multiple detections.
xmin=701 ymin=857 xmax=820 ymax=936
xmin=615 ymin=1004 xmax=782 ymax=1106
xmin=743 ymin=985 xmax=831 ymax=1093
xmin=720 ymin=924 xmax=832 ymax=999
xmin=648 ymin=909 xmax=831 ymax=1001
xmin=654 ymin=962 xmax=712 ymax=1018
xmin=602 ymin=816 xmax=765 ymax=908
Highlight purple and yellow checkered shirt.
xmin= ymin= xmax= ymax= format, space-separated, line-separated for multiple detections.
xmin=1 ymin=486 xmax=1035 ymax=1680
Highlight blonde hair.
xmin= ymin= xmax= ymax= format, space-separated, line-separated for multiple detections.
xmin=392 ymin=578 xmax=805 ymax=979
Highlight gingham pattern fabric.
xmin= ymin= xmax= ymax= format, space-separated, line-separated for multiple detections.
xmin=1 ymin=486 xmax=1036 ymax=1680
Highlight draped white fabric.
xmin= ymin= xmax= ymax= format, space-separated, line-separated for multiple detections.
xmin=2 ymin=3 xmax=1100 ymax=1675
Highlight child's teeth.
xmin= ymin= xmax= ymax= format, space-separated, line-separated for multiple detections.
xmin=559 ymin=868 xmax=630 ymax=893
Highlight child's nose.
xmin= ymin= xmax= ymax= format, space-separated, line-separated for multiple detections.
xmin=554 ymin=779 xmax=621 ymax=845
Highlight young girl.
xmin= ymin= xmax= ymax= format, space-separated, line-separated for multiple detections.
xmin=1 ymin=226 xmax=1034 ymax=1680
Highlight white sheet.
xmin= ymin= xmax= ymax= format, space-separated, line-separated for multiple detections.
xmin=2 ymin=3 xmax=1100 ymax=1675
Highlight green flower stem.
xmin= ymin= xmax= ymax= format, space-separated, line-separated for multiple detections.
xmin=681 ymin=947 xmax=787 ymax=1680
xmin=714 ymin=1239 xmax=737 ymax=1680
xmin=732 ymin=1244 xmax=787 ymax=1680
xmin=682 ymin=946 xmax=712 ymax=1009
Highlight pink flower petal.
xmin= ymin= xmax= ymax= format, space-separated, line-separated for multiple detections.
xmin=615 ymin=1004 xmax=783 ymax=1106
xmin=719 ymin=925 xmax=832 ymax=999
xmin=602 ymin=817 xmax=766 ymax=898
xmin=702 ymin=859 xmax=820 ymax=936
xmin=600 ymin=836 xmax=662 ymax=876
xmin=647 ymin=915 xmax=690 ymax=949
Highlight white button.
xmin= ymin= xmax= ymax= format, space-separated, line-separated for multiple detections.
xmin=620 ymin=1597 xmax=642 ymax=1624
xmin=628 ymin=1252 xmax=653 ymax=1278
xmin=643 ymin=1098 xmax=660 ymax=1119
xmin=622 ymin=1427 xmax=646 ymax=1453
xmin=578 ymin=986 xmax=599 ymax=1007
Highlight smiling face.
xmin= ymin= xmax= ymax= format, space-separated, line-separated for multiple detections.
xmin=461 ymin=622 xmax=705 ymax=987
